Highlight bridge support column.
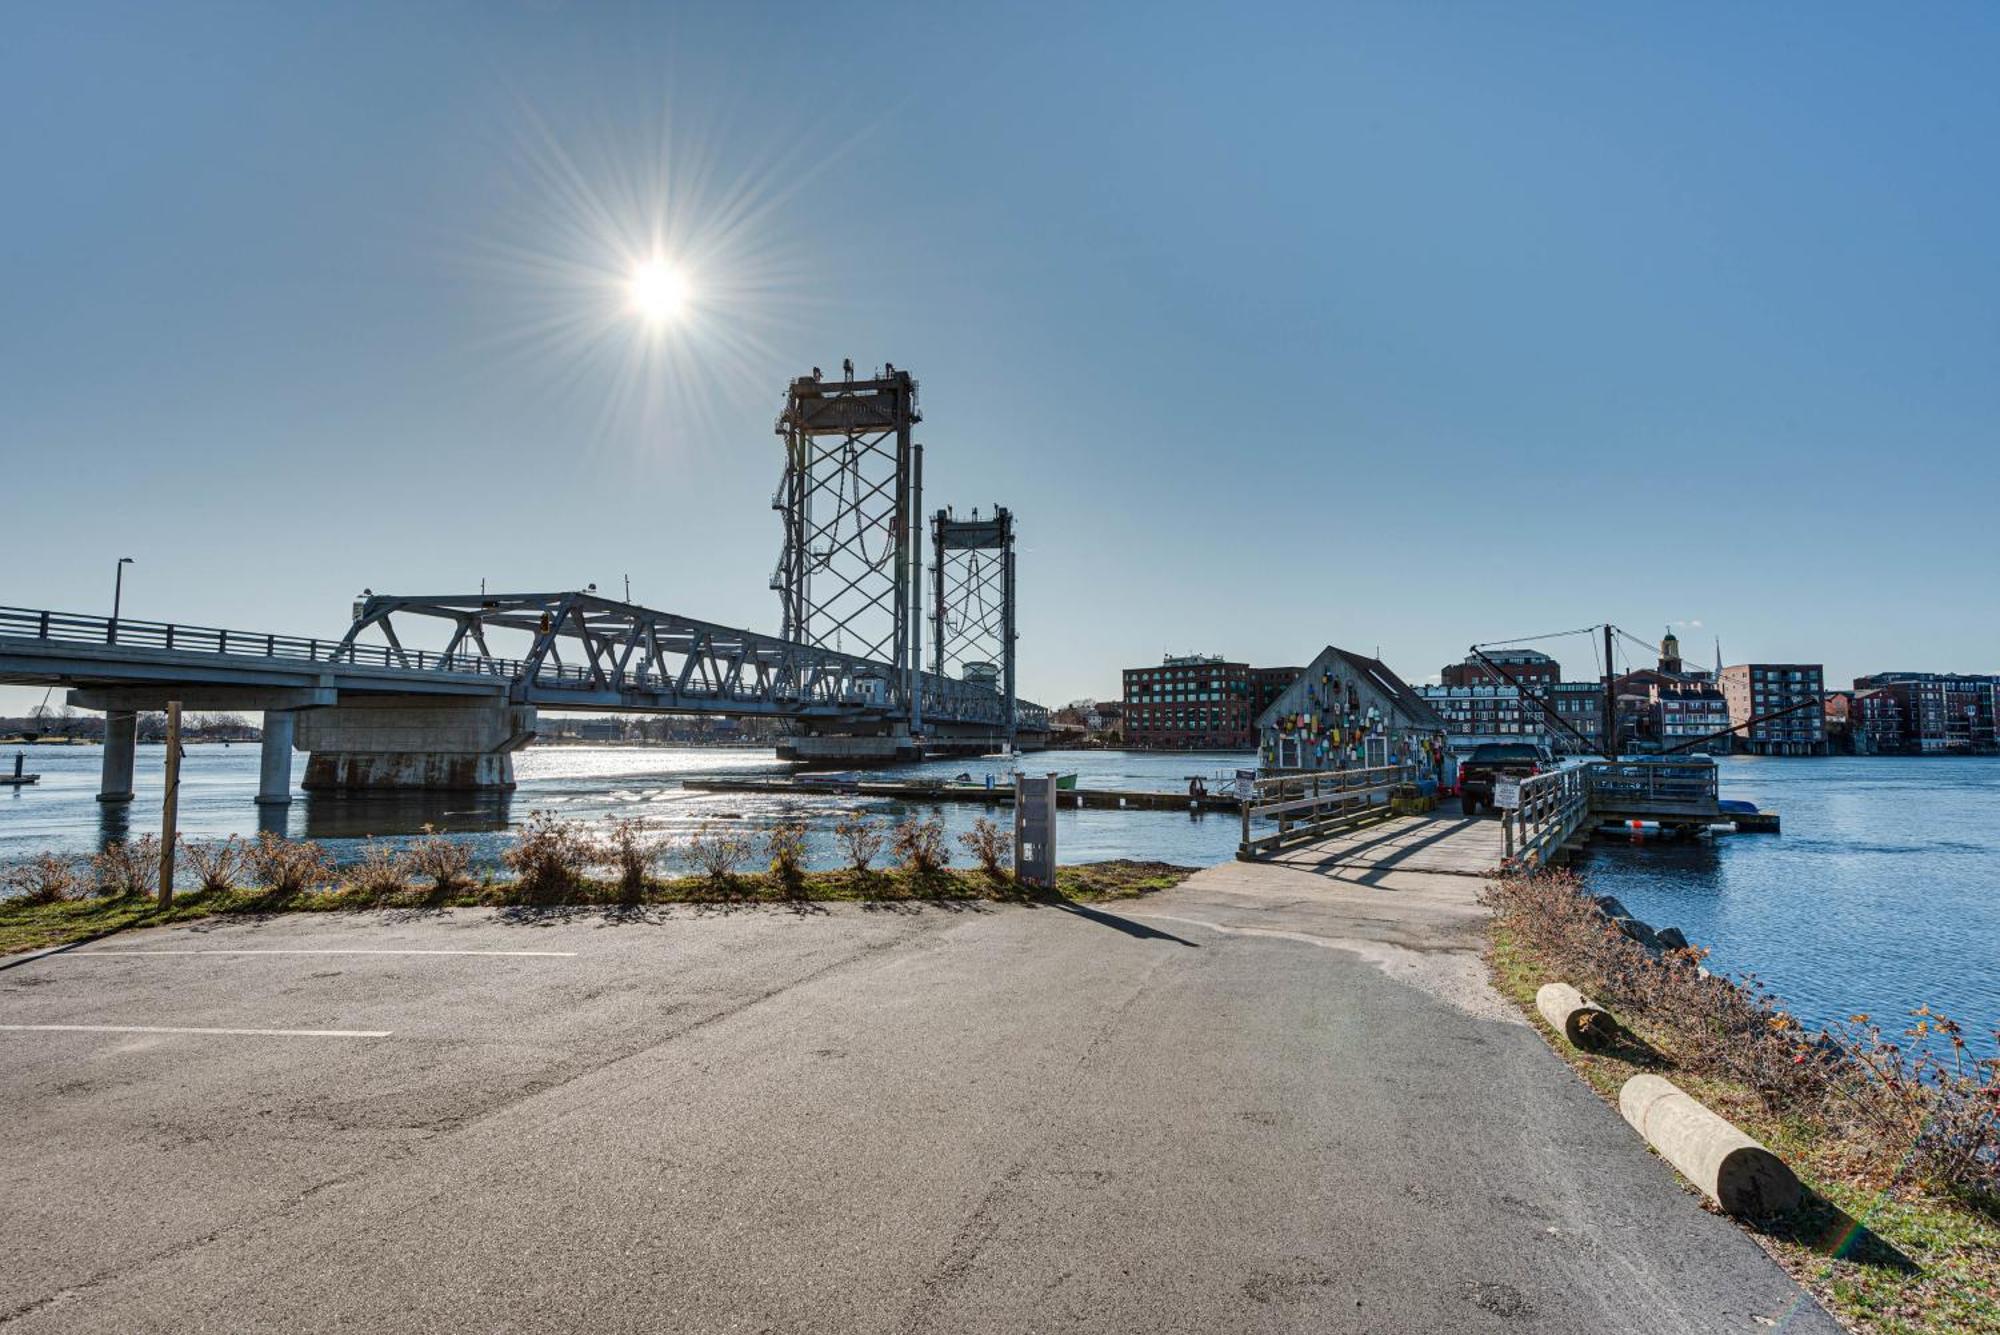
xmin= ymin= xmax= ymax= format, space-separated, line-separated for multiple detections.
xmin=97 ymin=710 xmax=137 ymax=803
xmin=297 ymin=697 xmax=536 ymax=792
xmin=257 ymin=710 xmax=297 ymax=806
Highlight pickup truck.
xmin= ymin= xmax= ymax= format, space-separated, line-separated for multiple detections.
xmin=1457 ymin=742 xmax=1552 ymax=816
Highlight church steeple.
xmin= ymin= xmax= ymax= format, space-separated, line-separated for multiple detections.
xmin=1659 ymin=626 xmax=1683 ymax=676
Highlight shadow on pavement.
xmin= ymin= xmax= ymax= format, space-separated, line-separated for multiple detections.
xmin=1046 ymin=899 xmax=1198 ymax=946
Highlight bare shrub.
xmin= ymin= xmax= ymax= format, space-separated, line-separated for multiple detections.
xmin=891 ymin=816 xmax=949 ymax=876
xmin=684 ymin=822 xmax=754 ymax=888
xmin=957 ymin=817 xmax=1012 ymax=879
xmin=245 ymin=832 xmax=334 ymax=896
xmin=834 ymin=817 xmax=885 ymax=873
xmin=1484 ymin=868 xmax=1821 ymax=1109
xmin=90 ymin=836 xmax=161 ymax=898
xmin=599 ymin=816 xmax=664 ymax=899
xmin=502 ymin=812 xmax=591 ymax=899
xmin=404 ymin=825 xmax=472 ymax=894
xmin=346 ymin=841 xmax=411 ymax=900
xmin=1486 ymin=867 xmax=2000 ymax=1198
xmin=182 ymin=836 xmax=244 ymax=893
xmin=3 ymin=852 xmax=81 ymax=905
xmin=765 ymin=820 xmax=809 ymax=892
xmin=1822 ymin=1009 xmax=1999 ymax=1199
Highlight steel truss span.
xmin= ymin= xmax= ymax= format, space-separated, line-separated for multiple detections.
xmin=339 ymin=591 xmax=1043 ymax=729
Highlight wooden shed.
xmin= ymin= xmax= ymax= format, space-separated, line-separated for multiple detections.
xmin=1255 ymin=645 xmax=1449 ymax=780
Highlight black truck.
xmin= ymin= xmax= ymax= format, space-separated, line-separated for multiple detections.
xmin=1456 ymin=742 xmax=1552 ymax=816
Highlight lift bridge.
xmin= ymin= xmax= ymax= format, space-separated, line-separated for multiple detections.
xmin=0 ymin=365 xmax=1045 ymax=806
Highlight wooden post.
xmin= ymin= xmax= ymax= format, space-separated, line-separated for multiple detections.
xmin=159 ymin=701 xmax=181 ymax=906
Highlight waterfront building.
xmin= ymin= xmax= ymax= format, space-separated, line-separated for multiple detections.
xmin=1251 ymin=666 xmax=1306 ymax=719
xmin=1257 ymin=646 xmax=1447 ymax=776
xmin=1823 ymin=691 xmax=1853 ymax=754
xmin=1439 ymin=649 xmax=1560 ymax=690
xmin=1120 ymin=657 xmax=1306 ymax=750
xmin=1122 ymin=655 xmax=1257 ymax=750
xmin=1548 ymin=680 xmax=1607 ymax=754
xmin=1850 ymin=673 xmax=1999 ymax=753
xmin=1418 ymin=679 xmax=1605 ymax=756
xmin=1719 ymin=663 xmax=1828 ymax=755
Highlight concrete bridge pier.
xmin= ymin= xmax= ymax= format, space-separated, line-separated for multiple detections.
xmin=298 ymin=696 xmax=536 ymax=792
xmin=257 ymin=710 xmax=297 ymax=806
xmin=97 ymin=709 xmax=137 ymax=803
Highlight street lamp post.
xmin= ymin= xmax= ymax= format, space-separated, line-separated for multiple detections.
xmin=111 ymin=557 xmax=133 ymax=643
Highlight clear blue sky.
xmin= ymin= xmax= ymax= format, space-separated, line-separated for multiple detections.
xmin=5 ymin=1 xmax=1997 ymax=712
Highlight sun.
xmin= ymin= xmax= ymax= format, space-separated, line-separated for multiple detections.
xmin=628 ymin=258 xmax=690 ymax=324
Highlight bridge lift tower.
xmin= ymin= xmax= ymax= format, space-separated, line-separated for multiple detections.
xmin=932 ymin=506 xmax=1017 ymax=754
xmin=772 ymin=364 xmax=923 ymax=725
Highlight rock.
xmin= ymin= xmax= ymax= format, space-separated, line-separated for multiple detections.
xmin=1592 ymin=895 xmax=1631 ymax=920
xmin=1612 ymin=916 xmax=1660 ymax=949
xmin=1655 ymin=926 xmax=1688 ymax=950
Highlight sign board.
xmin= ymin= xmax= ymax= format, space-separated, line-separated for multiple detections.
xmin=1014 ymin=773 xmax=1058 ymax=889
xmin=1493 ymin=777 xmax=1523 ymax=810
xmin=1234 ymin=769 xmax=1257 ymax=802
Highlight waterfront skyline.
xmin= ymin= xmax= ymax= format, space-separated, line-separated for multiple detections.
xmin=7 ymin=2 xmax=2000 ymax=711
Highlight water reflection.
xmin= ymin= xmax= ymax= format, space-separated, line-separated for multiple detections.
xmin=297 ymin=791 xmax=513 ymax=840
xmin=96 ymin=801 xmax=132 ymax=853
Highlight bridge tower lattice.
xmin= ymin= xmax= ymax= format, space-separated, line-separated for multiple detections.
xmin=772 ymin=365 xmax=923 ymax=719
xmin=931 ymin=506 xmax=1016 ymax=753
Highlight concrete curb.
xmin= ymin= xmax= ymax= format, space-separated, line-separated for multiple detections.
xmin=1534 ymin=981 xmax=1612 ymax=1047
xmin=1618 ymin=1074 xmax=1802 ymax=1216
xmin=0 ymin=924 xmax=134 ymax=972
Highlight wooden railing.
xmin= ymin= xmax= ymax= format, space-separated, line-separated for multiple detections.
xmin=1582 ymin=760 xmax=1718 ymax=810
xmin=1237 ymin=764 xmax=1415 ymax=859
xmin=1502 ymin=765 xmax=1591 ymax=868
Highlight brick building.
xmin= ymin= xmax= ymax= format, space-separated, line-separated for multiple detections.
xmin=1120 ymin=656 xmax=1306 ymax=750
xmin=1122 ymin=655 xmax=1255 ymax=750
xmin=1850 ymin=673 xmax=1999 ymax=753
xmin=1718 ymin=663 xmax=1828 ymax=755
xmin=1439 ymin=649 xmax=1560 ymax=690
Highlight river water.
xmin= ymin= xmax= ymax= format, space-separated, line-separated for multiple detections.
xmin=2 ymin=745 xmax=1994 ymax=1048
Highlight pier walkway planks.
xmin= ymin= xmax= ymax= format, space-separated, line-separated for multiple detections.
xmin=1258 ymin=811 xmax=1511 ymax=879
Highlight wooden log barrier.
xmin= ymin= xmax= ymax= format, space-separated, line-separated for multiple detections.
xmin=1534 ymin=982 xmax=1613 ymax=1048
xmin=1618 ymin=1074 xmax=1802 ymax=1216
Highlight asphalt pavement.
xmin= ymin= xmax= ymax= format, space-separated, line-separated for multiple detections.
xmin=0 ymin=865 xmax=1839 ymax=1333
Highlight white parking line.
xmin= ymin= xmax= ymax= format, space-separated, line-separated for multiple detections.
xmin=67 ymin=949 xmax=576 ymax=958
xmin=0 ymin=1024 xmax=391 ymax=1038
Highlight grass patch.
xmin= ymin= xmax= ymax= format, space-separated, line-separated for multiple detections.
xmin=0 ymin=859 xmax=1198 ymax=958
xmin=1490 ymin=923 xmax=2000 ymax=1335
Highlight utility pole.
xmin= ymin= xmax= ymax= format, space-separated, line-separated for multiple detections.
xmin=1602 ymin=623 xmax=1617 ymax=762
xmin=159 ymin=701 xmax=181 ymax=906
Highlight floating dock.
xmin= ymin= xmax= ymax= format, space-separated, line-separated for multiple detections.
xmin=681 ymin=776 xmax=1239 ymax=813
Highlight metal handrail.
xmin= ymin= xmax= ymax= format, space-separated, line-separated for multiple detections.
xmin=0 ymin=604 xmax=1050 ymax=723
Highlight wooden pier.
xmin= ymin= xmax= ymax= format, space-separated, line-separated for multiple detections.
xmin=679 ymin=776 xmax=1240 ymax=813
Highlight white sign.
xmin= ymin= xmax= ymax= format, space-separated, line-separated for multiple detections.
xmin=1234 ymin=769 xmax=1257 ymax=801
xmin=1493 ymin=778 xmax=1523 ymax=810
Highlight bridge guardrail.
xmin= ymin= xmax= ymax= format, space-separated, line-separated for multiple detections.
xmin=0 ymin=605 xmax=1048 ymax=723
xmin=0 ymin=606 xmax=529 ymax=678
xmin=1237 ymin=764 xmax=1414 ymax=859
